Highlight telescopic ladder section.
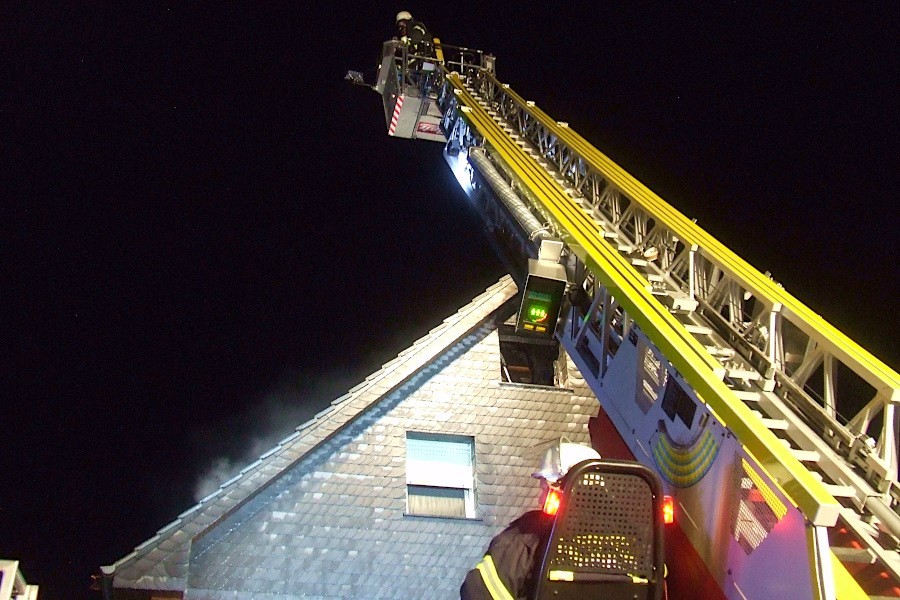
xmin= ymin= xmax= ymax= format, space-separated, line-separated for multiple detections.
xmin=428 ymin=55 xmax=898 ymax=598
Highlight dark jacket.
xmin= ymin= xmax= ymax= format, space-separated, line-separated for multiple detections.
xmin=460 ymin=510 xmax=554 ymax=600
xmin=405 ymin=19 xmax=432 ymax=56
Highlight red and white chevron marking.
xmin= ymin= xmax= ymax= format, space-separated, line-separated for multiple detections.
xmin=388 ymin=95 xmax=404 ymax=136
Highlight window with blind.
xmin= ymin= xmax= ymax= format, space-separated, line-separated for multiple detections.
xmin=405 ymin=432 xmax=476 ymax=518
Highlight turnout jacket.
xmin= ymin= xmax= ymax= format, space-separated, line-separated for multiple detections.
xmin=402 ymin=19 xmax=432 ymax=56
xmin=460 ymin=510 xmax=554 ymax=600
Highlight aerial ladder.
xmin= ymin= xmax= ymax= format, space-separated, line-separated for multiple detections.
xmin=349 ymin=37 xmax=900 ymax=600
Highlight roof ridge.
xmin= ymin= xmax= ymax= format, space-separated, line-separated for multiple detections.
xmin=110 ymin=275 xmax=518 ymax=581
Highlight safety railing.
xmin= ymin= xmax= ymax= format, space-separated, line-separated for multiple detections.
xmin=380 ymin=38 xmax=493 ymax=99
xmin=461 ymin=69 xmax=899 ymax=512
xmin=419 ymin=47 xmax=898 ymax=596
xmin=436 ymin=69 xmax=842 ymax=530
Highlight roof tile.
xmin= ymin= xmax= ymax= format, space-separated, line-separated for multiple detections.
xmin=113 ymin=276 xmax=602 ymax=598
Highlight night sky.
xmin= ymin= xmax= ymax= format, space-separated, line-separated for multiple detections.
xmin=4 ymin=4 xmax=897 ymax=598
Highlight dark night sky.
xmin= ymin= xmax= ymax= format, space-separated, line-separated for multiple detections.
xmin=3 ymin=4 xmax=897 ymax=598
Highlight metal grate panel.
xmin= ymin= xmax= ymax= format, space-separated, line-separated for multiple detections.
xmin=730 ymin=456 xmax=784 ymax=555
xmin=549 ymin=471 xmax=655 ymax=577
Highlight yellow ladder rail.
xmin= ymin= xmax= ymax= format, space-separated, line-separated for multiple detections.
xmin=447 ymin=72 xmax=840 ymax=527
xmin=486 ymin=73 xmax=899 ymax=400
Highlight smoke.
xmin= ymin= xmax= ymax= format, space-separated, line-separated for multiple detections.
xmin=194 ymin=456 xmax=241 ymax=502
xmin=191 ymin=367 xmax=357 ymax=502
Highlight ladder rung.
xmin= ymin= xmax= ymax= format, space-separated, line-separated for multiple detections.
xmin=752 ymin=411 xmax=788 ymax=430
xmin=760 ymin=418 xmax=789 ymax=431
xmin=777 ymin=439 xmax=819 ymax=462
xmin=665 ymin=294 xmax=699 ymax=313
xmin=705 ymin=345 xmax=735 ymax=359
xmin=831 ymin=546 xmax=876 ymax=564
xmin=683 ymin=324 xmax=713 ymax=336
xmin=823 ymin=484 xmax=856 ymax=498
xmin=726 ymin=368 xmax=761 ymax=381
xmin=731 ymin=390 xmax=761 ymax=402
xmin=789 ymin=448 xmax=821 ymax=463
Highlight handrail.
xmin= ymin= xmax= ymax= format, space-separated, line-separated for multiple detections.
xmin=443 ymin=71 xmax=841 ymax=527
xmin=482 ymin=73 xmax=899 ymax=401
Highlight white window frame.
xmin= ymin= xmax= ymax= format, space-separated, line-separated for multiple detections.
xmin=405 ymin=432 xmax=476 ymax=518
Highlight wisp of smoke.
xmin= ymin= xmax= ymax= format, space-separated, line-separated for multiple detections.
xmin=194 ymin=456 xmax=239 ymax=502
xmin=191 ymin=368 xmax=356 ymax=502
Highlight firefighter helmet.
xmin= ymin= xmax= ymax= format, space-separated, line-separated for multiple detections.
xmin=396 ymin=11 xmax=413 ymax=23
xmin=533 ymin=441 xmax=601 ymax=483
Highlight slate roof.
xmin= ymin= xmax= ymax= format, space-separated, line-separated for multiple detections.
xmin=110 ymin=275 xmax=601 ymax=599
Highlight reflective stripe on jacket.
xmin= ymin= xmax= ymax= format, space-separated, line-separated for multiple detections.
xmin=475 ymin=555 xmax=515 ymax=600
xmin=460 ymin=510 xmax=553 ymax=600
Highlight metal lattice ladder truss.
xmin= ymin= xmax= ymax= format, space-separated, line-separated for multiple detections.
xmin=428 ymin=53 xmax=899 ymax=597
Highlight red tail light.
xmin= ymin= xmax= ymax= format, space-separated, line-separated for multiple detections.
xmin=663 ymin=495 xmax=674 ymax=524
xmin=543 ymin=489 xmax=562 ymax=516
